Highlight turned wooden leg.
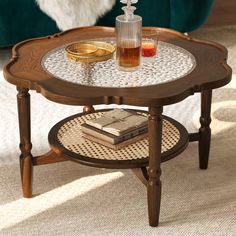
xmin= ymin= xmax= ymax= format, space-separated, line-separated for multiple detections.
xmin=17 ymin=87 xmax=33 ymax=198
xmin=199 ymin=90 xmax=212 ymax=169
xmin=83 ymin=105 xmax=95 ymax=114
xmin=147 ymin=106 xmax=163 ymax=227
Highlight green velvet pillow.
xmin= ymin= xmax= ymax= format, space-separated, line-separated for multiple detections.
xmin=0 ymin=0 xmax=213 ymax=47
xmin=97 ymin=1 xmax=171 ymax=28
xmin=0 ymin=0 xmax=59 ymax=47
xmin=97 ymin=0 xmax=214 ymax=32
xmin=169 ymin=0 xmax=214 ymax=32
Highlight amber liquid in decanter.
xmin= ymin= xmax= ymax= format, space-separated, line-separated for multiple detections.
xmin=117 ymin=41 xmax=141 ymax=68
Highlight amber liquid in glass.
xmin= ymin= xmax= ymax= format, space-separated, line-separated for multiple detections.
xmin=117 ymin=42 xmax=141 ymax=70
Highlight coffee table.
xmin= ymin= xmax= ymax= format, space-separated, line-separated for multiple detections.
xmin=3 ymin=27 xmax=232 ymax=227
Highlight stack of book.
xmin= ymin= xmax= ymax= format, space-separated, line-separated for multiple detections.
xmin=81 ymin=109 xmax=148 ymax=150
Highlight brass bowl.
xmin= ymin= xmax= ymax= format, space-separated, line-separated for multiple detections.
xmin=65 ymin=41 xmax=116 ymax=63
xmin=65 ymin=43 xmax=98 ymax=56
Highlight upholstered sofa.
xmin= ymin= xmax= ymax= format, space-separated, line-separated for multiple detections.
xmin=0 ymin=0 xmax=214 ymax=47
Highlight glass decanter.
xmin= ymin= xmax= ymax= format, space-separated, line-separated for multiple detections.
xmin=116 ymin=0 xmax=142 ymax=72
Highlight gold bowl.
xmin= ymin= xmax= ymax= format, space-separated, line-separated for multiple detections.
xmin=65 ymin=41 xmax=116 ymax=63
xmin=65 ymin=43 xmax=98 ymax=56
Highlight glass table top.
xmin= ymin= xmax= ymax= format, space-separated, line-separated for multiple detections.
xmin=42 ymin=39 xmax=196 ymax=88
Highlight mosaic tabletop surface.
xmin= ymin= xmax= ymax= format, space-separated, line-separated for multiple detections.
xmin=42 ymin=40 xmax=196 ymax=88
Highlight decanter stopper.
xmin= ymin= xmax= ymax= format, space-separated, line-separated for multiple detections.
xmin=116 ymin=0 xmax=142 ymax=72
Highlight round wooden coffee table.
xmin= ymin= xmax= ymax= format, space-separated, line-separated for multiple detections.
xmin=3 ymin=27 xmax=232 ymax=227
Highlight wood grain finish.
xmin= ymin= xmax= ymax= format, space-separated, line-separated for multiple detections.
xmin=3 ymin=27 xmax=232 ymax=107
xmin=199 ymin=90 xmax=212 ymax=169
xmin=3 ymin=27 xmax=232 ymax=227
xmin=83 ymin=105 xmax=95 ymax=114
xmin=33 ymin=150 xmax=67 ymax=166
xmin=147 ymin=107 xmax=163 ymax=227
xmin=17 ymin=88 xmax=33 ymax=198
xmin=132 ymin=167 xmax=149 ymax=186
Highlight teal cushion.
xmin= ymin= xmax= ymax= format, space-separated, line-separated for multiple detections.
xmin=170 ymin=0 xmax=214 ymax=32
xmin=0 ymin=0 xmax=214 ymax=47
xmin=0 ymin=0 xmax=59 ymax=47
xmin=97 ymin=0 xmax=214 ymax=32
xmin=97 ymin=1 xmax=171 ymax=27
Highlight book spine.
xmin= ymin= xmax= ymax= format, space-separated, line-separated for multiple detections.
xmin=83 ymin=133 xmax=148 ymax=150
xmin=83 ymin=134 xmax=118 ymax=150
xmin=82 ymin=126 xmax=148 ymax=144
xmin=116 ymin=126 xmax=148 ymax=143
xmin=81 ymin=126 xmax=116 ymax=144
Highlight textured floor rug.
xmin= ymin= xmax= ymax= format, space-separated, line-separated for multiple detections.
xmin=0 ymin=26 xmax=236 ymax=235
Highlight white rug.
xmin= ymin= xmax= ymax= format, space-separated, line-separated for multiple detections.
xmin=0 ymin=26 xmax=236 ymax=235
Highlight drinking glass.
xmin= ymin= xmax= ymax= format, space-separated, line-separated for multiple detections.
xmin=141 ymin=29 xmax=159 ymax=61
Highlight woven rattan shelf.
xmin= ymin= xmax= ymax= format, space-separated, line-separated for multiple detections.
xmin=48 ymin=109 xmax=189 ymax=169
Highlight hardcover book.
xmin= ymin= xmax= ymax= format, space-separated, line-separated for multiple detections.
xmin=81 ymin=123 xmax=148 ymax=144
xmin=85 ymin=109 xmax=148 ymax=136
xmin=82 ymin=132 xmax=148 ymax=150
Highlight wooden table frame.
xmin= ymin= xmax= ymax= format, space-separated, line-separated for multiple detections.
xmin=4 ymin=27 xmax=232 ymax=227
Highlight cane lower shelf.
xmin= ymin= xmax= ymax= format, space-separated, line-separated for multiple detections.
xmin=48 ymin=110 xmax=189 ymax=169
